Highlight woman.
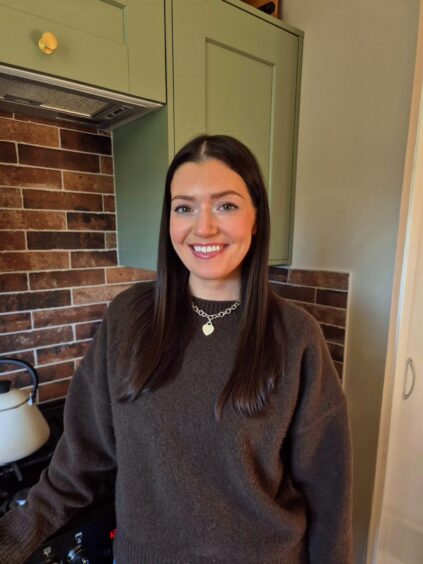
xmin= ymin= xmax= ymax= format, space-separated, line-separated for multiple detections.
xmin=0 ymin=135 xmax=352 ymax=563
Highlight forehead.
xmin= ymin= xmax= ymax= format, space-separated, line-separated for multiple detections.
xmin=170 ymin=158 xmax=250 ymax=198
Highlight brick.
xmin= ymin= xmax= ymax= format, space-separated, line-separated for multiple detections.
xmin=105 ymin=233 xmax=116 ymax=249
xmin=103 ymin=195 xmax=115 ymax=212
xmin=0 ymin=111 xmax=13 ymax=118
xmin=0 ymin=118 xmax=59 ymax=147
xmin=320 ymin=324 xmax=346 ymax=345
xmin=0 ymin=251 xmax=69 ymax=272
xmin=18 ymin=145 xmax=100 ymax=173
xmin=316 ymin=289 xmax=348 ymax=309
xmin=288 ymin=269 xmax=349 ymax=291
xmin=0 ymin=187 xmax=21 ymax=208
xmin=15 ymin=114 xmax=64 ymax=128
xmin=27 ymin=231 xmax=104 ymax=250
xmin=327 ymin=342 xmax=344 ymax=363
xmin=67 ymin=212 xmax=115 ymax=231
xmin=1 ymin=360 xmax=74 ymax=388
xmin=0 ymin=289 xmax=71 ymax=313
xmin=63 ymin=172 xmax=114 ymax=194
xmin=106 ymin=267 xmax=156 ymax=284
xmin=0 ymin=164 xmax=61 ymax=189
xmin=0 ymin=210 xmax=66 ymax=230
xmin=0 ymin=141 xmax=17 ymax=163
xmin=0 ymin=312 xmax=31 ymax=334
xmin=0 ymin=231 xmax=26 ymax=250
xmin=75 ymin=320 xmax=101 ymax=340
xmin=0 ymin=350 xmax=35 ymax=368
xmin=23 ymin=189 xmax=102 ymax=212
xmin=36 ymin=361 xmax=75 ymax=384
xmin=100 ymin=155 xmax=113 ymax=174
xmin=270 ymin=282 xmax=316 ymax=303
xmin=37 ymin=341 xmax=90 ymax=365
xmin=268 ymin=266 xmax=288 ymax=283
xmin=0 ymin=326 xmax=72 ymax=353
xmin=33 ymin=303 xmax=107 ymax=328
xmin=72 ymin=283 xmax=132 ymax=305
xmin=38 ymin=379 xmax=71 ymax=402
xmin=0 ymin=273 xmax=28 ymax=292
xmin=294 ymin=302 xmax=346 ymax=327
xmin=30 ymin=268 xmax=105 ymax=290
xmin=60 ymin=130 xmax=111 ymax=155
xmin=71 ymin=250 xmax=117 ymax=268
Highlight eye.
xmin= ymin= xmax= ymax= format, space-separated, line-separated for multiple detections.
xmin=218 ymin=202 xmax=238 ymax=211
xmin=173 ymin=204 xmax=192 ymax=214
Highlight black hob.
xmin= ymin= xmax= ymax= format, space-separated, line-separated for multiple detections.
xmin=0 ymin=400 xmax=116 ymax=564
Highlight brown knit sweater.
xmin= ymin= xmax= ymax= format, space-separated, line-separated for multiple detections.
xmin=0 ymin=282 xmax=352 ymax=563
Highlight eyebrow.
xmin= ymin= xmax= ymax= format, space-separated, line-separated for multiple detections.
xmin=171 ymin=190 xmax=245 ymax=202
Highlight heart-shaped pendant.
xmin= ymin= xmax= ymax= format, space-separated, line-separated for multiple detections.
xmin=202 ymin=322 xmax=214 ymax=336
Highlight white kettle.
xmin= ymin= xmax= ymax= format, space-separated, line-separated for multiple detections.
xmin=0 ymin=359 xmax=50 ymax=466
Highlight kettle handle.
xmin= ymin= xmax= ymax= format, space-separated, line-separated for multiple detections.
xmin=0 ymin=359 xmax=39 ymax=404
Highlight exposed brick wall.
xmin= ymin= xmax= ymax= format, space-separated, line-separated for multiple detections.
xmin=0 ymin=112 xmax=154 ymax=402
xmin=0 ymin=111 xmax=350 ymax=403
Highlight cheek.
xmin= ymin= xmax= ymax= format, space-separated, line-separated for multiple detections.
xmin=169 ymin=217 xmax=186 ymax=248
xmin=231 ymin=215 xmax=256 ymax=243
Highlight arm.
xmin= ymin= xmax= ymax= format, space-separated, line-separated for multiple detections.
xmin=289 ymin=319 xmax=353 ymax=564
xmin=0 ymin=315 xmax=117 ymax=564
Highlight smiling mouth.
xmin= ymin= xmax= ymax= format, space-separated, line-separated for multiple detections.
xmin=192 ymin=244 xmax=224 ymax=253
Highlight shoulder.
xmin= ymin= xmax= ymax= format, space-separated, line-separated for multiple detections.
xmin=272 ymin=292 xmax=323 ymax=346
xmin=271 ymin=294 xmax=347 ymax=430
xmin=106 ymin=280 xmax=156 ymax=326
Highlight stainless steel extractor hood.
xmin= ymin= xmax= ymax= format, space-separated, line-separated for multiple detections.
xmin=0 ymin=65 xmax=163 ymax=129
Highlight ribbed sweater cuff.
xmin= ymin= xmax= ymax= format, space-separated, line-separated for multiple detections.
xmin=0 ymin=508 xmax=51 ymax=564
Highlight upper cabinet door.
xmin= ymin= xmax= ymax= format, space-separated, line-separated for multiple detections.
xmin=172 ymin=0 xmax=301 ymax=264
xmin=0 ymin=0 xmax=166 ymax=102
xmin=126 ymin=0 xmax=166 ymax=102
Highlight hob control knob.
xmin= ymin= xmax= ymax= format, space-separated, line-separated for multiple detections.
xmin=67 ymin=545 xmax=91 ymax=563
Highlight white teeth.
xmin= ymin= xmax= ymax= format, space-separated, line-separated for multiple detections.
xmin=193 ymin=244 xmax=223 ymax=253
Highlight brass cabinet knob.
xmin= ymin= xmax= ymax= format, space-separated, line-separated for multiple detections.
xmin=38 ymin=32 xmax=58 ymax=55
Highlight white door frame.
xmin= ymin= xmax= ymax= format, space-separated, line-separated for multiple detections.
xmin=367 ymin=1 xmax=423 ymax=561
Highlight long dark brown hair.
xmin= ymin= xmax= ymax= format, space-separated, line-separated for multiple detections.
xmin=120 ymin=134 xmax=286 ymax=417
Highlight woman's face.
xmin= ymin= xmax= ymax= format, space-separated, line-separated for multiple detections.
xmin=169 ymin=158 xmax=257 ymax=299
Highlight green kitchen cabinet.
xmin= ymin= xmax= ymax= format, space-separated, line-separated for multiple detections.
xmin=114 ymin=0 xmax=303 ymax=269
xmin=0 ymin=0 xmax=166 ymax=102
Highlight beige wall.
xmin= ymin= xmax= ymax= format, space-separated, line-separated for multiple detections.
xmin=282 ymin=1 xmax=419 ymax=562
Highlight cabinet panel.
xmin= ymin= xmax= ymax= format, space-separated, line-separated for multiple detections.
xmin=0 ymin=0 xmax=166 ymax=102
xmin=127 ymin=0 xmax=166 ymax=102
xmin=0 ymin=4 xmax=128 ymax=93
xmin=0 ymin=0 xmax=125 ymax=43
xmin=205 ymin=41 xmax=273 ymax=185
xmin=173 ymin=0 xmax=301 ymax=263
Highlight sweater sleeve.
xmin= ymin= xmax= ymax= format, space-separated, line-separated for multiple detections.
xmin=0 ymin=313 xmax=117 ymax=564
xmin=289 ymin=318 xmax=353 ymax=564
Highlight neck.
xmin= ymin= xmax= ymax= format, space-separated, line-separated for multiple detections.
xmin=189 ymin=275 xmax=241 ymax=301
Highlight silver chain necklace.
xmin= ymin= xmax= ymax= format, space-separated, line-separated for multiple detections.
xmin=191 ymin=300 xmax=241 ymax=336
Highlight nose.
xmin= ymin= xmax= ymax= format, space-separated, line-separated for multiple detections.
xmin=193 ymin=207 xmax=218 ymax=238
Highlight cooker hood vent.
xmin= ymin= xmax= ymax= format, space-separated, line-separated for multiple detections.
xmin=0 ymin=65 xmax=162 ymax=129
